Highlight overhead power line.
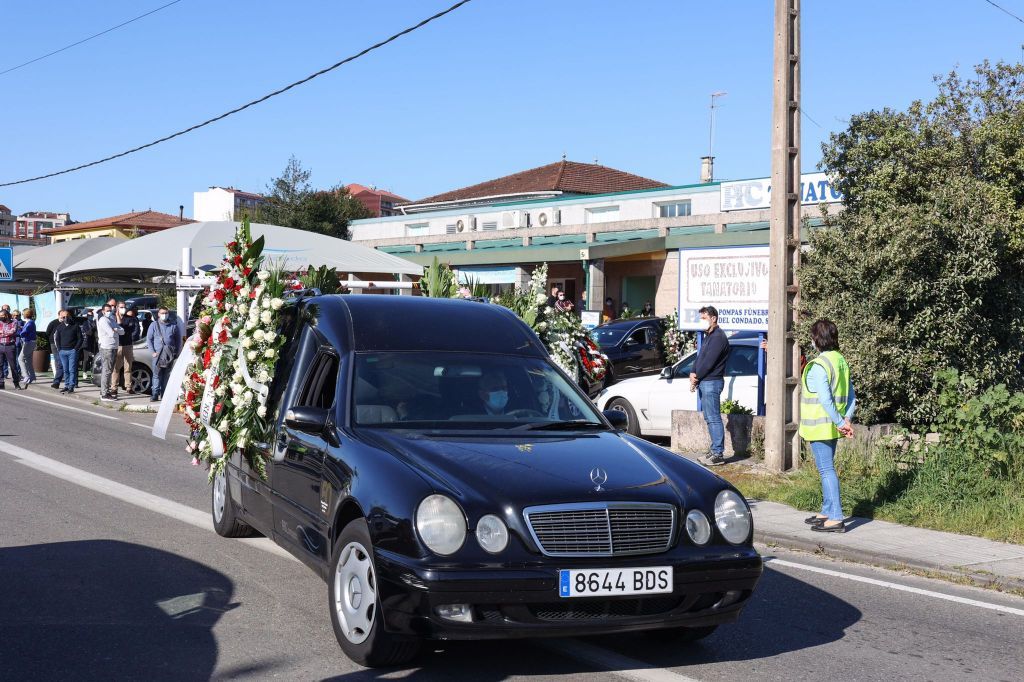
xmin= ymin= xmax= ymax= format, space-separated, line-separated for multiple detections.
xmin=983 ymin=0 xmax=1024 ymax=24
xmin=0 ymin=0 xmax=474 ymax=188
xmin=0 ymin=0 xmax=184 ymax=78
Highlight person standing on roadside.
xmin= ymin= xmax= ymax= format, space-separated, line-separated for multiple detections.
xmin=96 ymin=304 xmax=124 ymax=402
xmin=146 ymin=306 xmax=182 ymax=402
xmin=53 ymin=309 xmax=84 ymax=394
xmin=113 ymin=302 xmax=141 ymax=396
xmin=17 ymin=308 xmax=37 ymax=386
xmin=690 ymin=305 xmax=730 ymax=466
xmin=46 ymin=314 xmax=64 ymax=389
xmin=801 ymin=319 xmax=857 ymax=534
xmin=0 ymin=308 xmax=22 ymax=389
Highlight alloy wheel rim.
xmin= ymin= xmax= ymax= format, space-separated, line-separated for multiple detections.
xmin=334 ymin=541 xmax=377 ymax=644
xmin=213 ymin=472 xmax=226 ymax=523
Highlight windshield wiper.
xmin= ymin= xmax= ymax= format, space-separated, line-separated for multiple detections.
xmin=516 ymin=420 xmax=607 ymax=432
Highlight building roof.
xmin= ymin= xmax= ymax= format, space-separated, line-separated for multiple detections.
xmin=0 ymin=205 xmax=11 ymax=213
xmin=407 ymin=160 xmax=669 ymax=206
xmin=42 ymin=210 xmax=193 ymax=235
xmin=346 ymin=184 xmax=408 ymax=202
xmin=211 ymin=186 xmax=263 ymax=201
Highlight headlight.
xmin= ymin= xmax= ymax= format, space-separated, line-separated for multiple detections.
xmin=685 ymin=509 xmax=712 ymax=545
xmin=416 ymin=494 xmax=466 ymax=555
xmin=475 ymin=514 xmax=509 ymax=553
xmin=714 ymin=489 xmax=752 ymax=544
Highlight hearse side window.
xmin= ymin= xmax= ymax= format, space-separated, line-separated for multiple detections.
xmin=627 ymin=328 xmax=647 ymax=345
xmin=299 ymin=352 xmax=339 ymax=410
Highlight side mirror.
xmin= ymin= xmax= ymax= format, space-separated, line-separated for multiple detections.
xmin=284 ymin=405 xmax=330 ymax=436
xmin=660 ymin=366 xmax=673 ymax=379
xmin=603 ymin=409 xmax=628 ymax=430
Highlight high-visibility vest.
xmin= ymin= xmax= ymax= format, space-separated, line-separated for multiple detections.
xmin=799 ymin=350 xmax=850 ymax=442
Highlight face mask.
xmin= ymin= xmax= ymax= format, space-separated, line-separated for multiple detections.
xmin=700 ymin=319 xmax=711 ymax=331
xmin=61 ymin=318 xmax=69 ymax=325
xmin=118 ymin=307 xmax=125 ymax=313
xmin=159 ymin=314 xmax=168 ymax=322
xmin=558 ymin=295 xmax=565 ymax=300
xmin=485 ymin=390 xmax=509 ymax=411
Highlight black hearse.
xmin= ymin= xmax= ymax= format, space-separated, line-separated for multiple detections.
xmin=211 ymin=295 xmax=761 ymax=667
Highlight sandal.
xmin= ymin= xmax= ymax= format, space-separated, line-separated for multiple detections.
xmin=811 ymin=521 xmax=846 ymax=533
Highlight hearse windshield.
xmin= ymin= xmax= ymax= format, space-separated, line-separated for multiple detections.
xmin=352 ymin=352 xmax=605 ymax=430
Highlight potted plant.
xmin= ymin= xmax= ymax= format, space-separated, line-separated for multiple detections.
xmin=34 ymin=333 xmax=50 ymax=373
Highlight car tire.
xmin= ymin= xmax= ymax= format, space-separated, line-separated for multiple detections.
xmin=329 ymin=518 xmax=420 ymax=667
xmin=644 ymin=624 xmax=718 ymax=643
xmin=606 ymin=398 xmax=641 ymax=436
xmin=211 ymin=469 xmax=253 ymax=538
xmin=131 ymin=362 xmax=152 ymax=394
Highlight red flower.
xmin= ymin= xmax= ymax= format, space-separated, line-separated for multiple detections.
xmin=243 ymin=267 xmax=252 ymax=276
xmin=212 ymin=375 xmax=220 ymax=388
xmin=249 ymin=290 xmax=256 ymax=299
xmin=203 ymin=347 xmax=212 ymax=368
xmin=227 ymin=241 xmax=238 ymax=250
xmin=213 ymin=289 xmax=225 ymax=301
xmin=214 ymin=403 xmax=223 ymax=413
xmin=224 ymin=277 xmax=235 ymax=290
xmin=218 ymin=329 xmax=228 ymax=344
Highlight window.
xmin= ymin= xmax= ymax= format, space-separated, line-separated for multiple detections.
xmin=586 ymin=205 xmax=620 ymax=224
xmin=626 ymin=328 xmax=647 ymax=346
xmin=481 ymin=221 xmax=497 ymax=231
xmin=405 ymin=222 xmax=429 ymax=236
xmin=726 ymin=346 xmax=759 ymax=377
xmin=299 ymin=351 xmax=339 ymax=410
xmin=673 ymin=353 xmax=696 ymax=378
xmin=657 ymin=201 xmax=692 ymax=218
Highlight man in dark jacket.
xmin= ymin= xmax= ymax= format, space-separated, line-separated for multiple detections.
xmin=53 ymin=309 xmax=85 ymax=394
xmin=146 ymin=307 xmax=183 ymax=402
xmin=690 ymin=305 xmax=731 ymax=466
xmin=114 ymin=303 xmax=141 ymax=396
xmin=46 ymin=315 xmax=65 ymax=389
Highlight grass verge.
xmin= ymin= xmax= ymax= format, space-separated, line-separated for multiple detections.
xmin=720 ymin=446 xmax=1024 ymax=545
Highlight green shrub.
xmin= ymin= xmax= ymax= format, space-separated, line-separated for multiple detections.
xmin=720 ymin=399 xmax=752 ymax=415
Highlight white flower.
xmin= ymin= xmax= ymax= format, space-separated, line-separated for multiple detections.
xmin=237 ymin=303 xmax=248 ymax=316
xmin=215 ymin=385 xmax=227 ymax=397
xmin=265 ymin=348 xmax=276 ymax=359
xmin=270 ymin=298 xmax=283 ymax=310
xmin=245 ymin=319 xmax=256 ymax=330
xmin=262 ymin=298 xmax=271 ymax=309
xmin=237 ymin=437 xmax=247 ymax=449
xmin=239 ymin=286 xmax=250 ymax=297
xmin=231 ymin=382 xmax=243 ymax=395
xmin=260 ymin=310 xmax=273 ymax=324
xmin=256 ymin=368 xmax=270 ymax=383
xmin=258 ymin=270 xmax=270 ymax=281
xmin=257 ymin=405 xmax=267 ymax=418
xmin=264 ymin=331 xmax=276 ymax=343
xmin=241 ymin=391 xmax=252 ymax=405
xmin=536 ymin=293 xmax=547 ymax=304
xmin=247 ymin=350 xmax=257 ymax=361
xmin=241 ymin=337 xmax=252 ymax=349
xmin=253 ymin=329 xmax=265 ymax=342
xmin=218 ymin=421 xmax=229 ymax=433
xmin=536 ymin=322 xmax=548 ymax=331
xmin=199 ymin=440 xmax=208 ymax=450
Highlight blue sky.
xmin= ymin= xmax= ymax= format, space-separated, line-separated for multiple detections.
xmin=3 ymin=0 xmax=1023 ymax=220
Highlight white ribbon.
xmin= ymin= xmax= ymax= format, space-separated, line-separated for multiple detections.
xmin=237 ymin=342 xmax=269 ymax=404
xmin=152 ymin=343 xmax=195 ymax=439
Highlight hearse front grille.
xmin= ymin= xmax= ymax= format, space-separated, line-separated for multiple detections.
xmin=523 ymin=502 xmax=676 ymax=557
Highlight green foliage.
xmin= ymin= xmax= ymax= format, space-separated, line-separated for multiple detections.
xmin=802 ymin=61 xmax=1024 ymax=425
xmin=419 ymin=257 xmax=458 ymax=299
xmin=720 ymin=399 xmax=752 ymax=415
xmin=35 ymin=333 xmax=49 ymax=352
xmin=300 ymin=264 xmax=342 ymax=295
xmin=257 ymin=156 xmax=369 ymax=240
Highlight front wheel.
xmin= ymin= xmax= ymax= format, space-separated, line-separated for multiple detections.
xmin=211 ymin=469 xmax=252 ymax=538
xmin=606 ymin=398 xmax=641 ymax=436
xmin=329 ymin=519 xmax=420 ymax=667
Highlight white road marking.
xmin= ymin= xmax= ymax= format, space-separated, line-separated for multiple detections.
xmin=130 ymin=422 xmax=150 ymax=428
xmin=766 ymin=557 xmax=1024 ymax=617
xmin=544 ymin=639 xmax=701 ymax=682
xmin=0 ymin=388 xmax=118 ymax=420
xmin=0 ymin=439 xmax=296 ymax=563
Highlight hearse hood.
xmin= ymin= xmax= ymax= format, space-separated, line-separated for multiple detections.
xmin=365 ymin=430 xmax=695 ymax=509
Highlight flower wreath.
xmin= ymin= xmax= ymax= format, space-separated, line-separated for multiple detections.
xmin=182 ymin=220 xmax=288 ymax=480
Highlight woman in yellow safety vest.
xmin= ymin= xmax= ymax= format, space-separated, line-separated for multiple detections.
xmin=799 ymin=319 xmax=856 ymax=533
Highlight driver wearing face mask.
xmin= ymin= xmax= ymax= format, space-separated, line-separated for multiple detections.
xmin=478 ymin=372 xmax=511 ymax=415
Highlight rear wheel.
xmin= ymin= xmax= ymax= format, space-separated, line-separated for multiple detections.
xmin=212 ymin=469 xmax=253 ymax=538
xmin=329 ymin=518 xmax=420 ymax=667
xmin=130 ymin=363 xmax=152 ymax=394
xmin=606 ymin=398 xmax=640 ymax=436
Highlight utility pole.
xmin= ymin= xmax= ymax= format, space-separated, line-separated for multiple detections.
xmin=765 ymin=0 xmax=802 ymax=471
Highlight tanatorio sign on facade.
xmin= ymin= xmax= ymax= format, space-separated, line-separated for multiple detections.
xmin=677 ymin=246 xmax=769 ymax=331
xmin=720 ymin=172 xmax=843 ymax=212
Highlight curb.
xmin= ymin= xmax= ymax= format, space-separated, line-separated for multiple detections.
xmin=755 ymin=529 xmax=1024 ymax=594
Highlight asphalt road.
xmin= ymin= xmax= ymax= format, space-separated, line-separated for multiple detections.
xmin=1 ymin=387 xmax=1022 ymax=681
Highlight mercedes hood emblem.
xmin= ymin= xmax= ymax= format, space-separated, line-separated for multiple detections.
xmin=589 ymin=467 xmax=608 ymax=492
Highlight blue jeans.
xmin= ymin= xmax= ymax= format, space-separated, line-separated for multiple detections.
xmin=152 ymin=365 xmax=171 ymax=399
xmin=811 ymin=439 xmax=843 ymax=521
xmin=51 ymin=353 xmax=64 ymax=384
xmin=699 ymin=378 xmax=725 ymax=456
xmin=58 ymin=349 xmax=78 ymax=389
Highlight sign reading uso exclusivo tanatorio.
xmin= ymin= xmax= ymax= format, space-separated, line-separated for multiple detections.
xmin=720 ymin=172 xmax=843 ymax=212
xmin=677 ymin=246 xmax=769 ymax=331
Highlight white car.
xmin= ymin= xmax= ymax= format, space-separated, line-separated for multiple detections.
xmin=595 ymin=337 xmax=761 ymax=437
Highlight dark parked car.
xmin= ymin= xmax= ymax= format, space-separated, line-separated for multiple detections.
xmin=211 ymin=296 xmax=762 ymax=667
xmin=590 ymin=317 xmax=664 ymax=383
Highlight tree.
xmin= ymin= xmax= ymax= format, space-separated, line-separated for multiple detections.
xmin=800 ymin=61 xmax=1024 ymax=425
xmin=257 ymin=156 xmax=370 ymax=240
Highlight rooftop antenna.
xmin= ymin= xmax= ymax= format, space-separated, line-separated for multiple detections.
xmin=709 ymin=91 xmax=727 ymax=161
